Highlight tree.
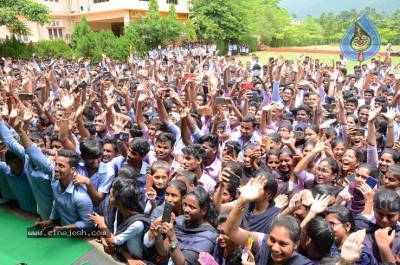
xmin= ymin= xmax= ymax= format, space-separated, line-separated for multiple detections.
xmin=33 ymin=39 xmax=73 ymax=59
xmin=140 ymin=0 xmax=163 ymax=47
xmin=163 ymin=4 xmax=184 ymax=44
xmin=0 ymin=0 xmax=51 ymax=35
xmin=70 ymin=16 xmax=101 ymax=61
xmin=184 ymin=20 xmax=197 ymax=41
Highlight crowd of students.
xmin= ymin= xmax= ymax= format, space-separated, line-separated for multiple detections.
xmin=0 ymin=47 xmax=399 ymax=265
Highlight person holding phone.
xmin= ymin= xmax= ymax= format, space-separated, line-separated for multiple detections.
xmin=336 ymin=163 xmax=379 ymax=216
xmin=151 ymin=187 xmax=218 ymax=265
xmin=144 ymin=160 xmax=170 ymax=214
xmin=355 ymin=190 xmax=400 ymax=263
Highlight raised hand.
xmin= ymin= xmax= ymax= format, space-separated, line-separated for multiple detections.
xmin=239 ymin=176 xmax=267 ymax=203
xmin=382 ymin=106 xmax=396 ymax=122
xmin=341 ymin=229 xmax=366 ymax=263
xmin=310 ymin=194 xmax=331 ymax=214
xmin=137 ymin=79 xmax=148 ymax=92
xmin=274 ymin=194 xmax=289 ymax=209
xmin=369 ymin=106 xmax=382 ymax=122
xmin=319 ymin=118 xmax=337 ymax=129
xmin=59 ymin=91 xmax=75 ymax=112
xmin=105 ymin=95 xmax=118 ymax=109
xmin=23 ymin=105 xmax=33 ymax=122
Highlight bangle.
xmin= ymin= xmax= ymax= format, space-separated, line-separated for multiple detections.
xmin=155 ymin=236 xmax=163 ymax=243
xmin=234 ymin=200 xmax=245 ymax=211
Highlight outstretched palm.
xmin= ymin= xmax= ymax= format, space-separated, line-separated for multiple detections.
xmin=239 ymin=177 xmax=267 ymax=202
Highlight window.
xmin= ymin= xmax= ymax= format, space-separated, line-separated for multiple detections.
xmin=48 ymin=28 xmax=63 ymax=40
xmin=94 ymin=0 xmax=108 ymax=3
xmin=13 ymin=34 xmax=29 ymax=42
xmin=167 ymin=0 xmax=177 ymax=3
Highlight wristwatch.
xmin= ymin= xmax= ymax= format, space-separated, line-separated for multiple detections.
xmin=169 ymin=241 xmax=179 ymax=250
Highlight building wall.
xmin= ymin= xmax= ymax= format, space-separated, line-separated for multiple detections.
xmin=0 ymin=0 xmax=190 ymax=43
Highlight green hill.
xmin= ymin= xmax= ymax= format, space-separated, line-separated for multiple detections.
xmin=279 ymin=0 xmax=399 ymax=18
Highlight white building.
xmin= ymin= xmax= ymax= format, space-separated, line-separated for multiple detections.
xmin=0 ymin=0 xmax=190 ymax=43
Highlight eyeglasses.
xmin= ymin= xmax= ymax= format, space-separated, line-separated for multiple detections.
xmin=315 ymin=167 xmax=332 ymax=174
xmin=217 ymin=230 xmax=228 ymax=238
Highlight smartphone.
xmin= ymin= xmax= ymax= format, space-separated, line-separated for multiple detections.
xmin=365 ymin=176 xmax=378 ymax=189
xmin=184 ymin=73 xmax=195 ymax=80
xmin=120 ymin=77 xmax=129 ymax=82
xmin=102 ymin=71 xmax=110 ymax=79
xmin=113 ymin=103 xmax=121 ymax=113
xmin=42 ymin=226 xmax=55 ymax=237
xmin=203 ymin=107 xmax=212 ymax=115
xmin=241 ymin=234 xmax=254 ymax=261
xmin=227 ymin=171 xmax=240 ymax=188
xmin=269 ymin=57 xmax=274 ymax=63
xmin=346 ymin=173 xmax=355 ymax=182
xmin=77 ymin=80 xmax=87 ymax=89
xmin=261 ymin=136 xmax=271 ymax=151
xmin=115 ymin=132 xmax=129 ymax=142
xmin=80 ymin=63 xmax=85 ymax=68
xmin=162 ymin=202 xmax=174 ymax=223
xmin=253 ymin=141 xmax=261 ymax=150
xmin=161 ymin=88 xmax=170 ymax=98
xmin=241 ymin=83 xmax=253 ymax=90
xmin=252 ymin=91 xmax=258 ymax=100
xmin=215 ymin=97 xmax=227 ymax=105
xmin=19 ymin=93 xmax=33 ymax=100
xmin=145 ymin=175 xmax=153 ymax=193
xmin=354 ymin=128 xmax=365 ymax=137
xmin=327 ymin=113 xmax=337 ymax=119
xmin=293 ymin=131 xmax=304 ymax=140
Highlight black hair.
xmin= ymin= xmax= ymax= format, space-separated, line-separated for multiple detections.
xmin=163 ymin=99 xmax=173 ymax=112
xmin=112 ymin=177 xmax=144 ymax=213
xmin=282 ymin=113 xmax=294 ymax=124
xmin=118 ymin=165 xmax=138 ymax=183
xmin=176 ymin=170 xmax=198 ymax=187
xmin=84 ymin=122 xmax=96 ymax=136
xmin=156 ymin=132 xmax=176 ymax=147
xmin=386 ymin=165 xmax=400 ymax=181
xmin=357 ymin=104 xmax=371 ymax=115
xmin=312 ymin=184 xmax=335 ymax=199
xmin=374 ymin=189 xmax=400 ymax=213
xmin=253 ymin=169 xmax=278 ymax=203
xmin=303 ymin=141 xmax=316 ymax=150
xmin=80 ymin=137 xmax=103 ymax=158
xmin=270 ymin=215 xmax=301 ymax=243
xmin=155 ymin=124 xmax=173 ymax=134
xmin=129 ymin=123 xmax=143 ymax=138
xmin=186 ymin=187 xmax=219 ymax=227
xmin=304 ymin=216 xmax=334 ymax=259
xmin=83 ymin=106 xmax=96 ymax=122
xmin=225 ymin=140 xmax=241 ymax=154
xmin=224 ymin=161 xmax=243 ymax=176
xmin=102 ymin=136 xmax=118 ymax=153
xmin=305 ymin=124 xmax=319 ymax=134
xmin=346 ymin=147 xmax=364 ymax=163
xmin=320 ymin=157 xmax=340 ymax=176
xmin=374 ymin=117 xmax=387 ymax=136
xmin=346 ymin=114 xmax=358 ymax=124
xmin=28 ymin=132 xmax=45 ymax=144
xmin=167 ymin=180 xmax=187 ymax=197
xmin=241 ymin=114 xmax=257 ymax=128
xmin=214 ymin=182 xmax=237 ymax=201
xmin=296 ymin=104 xmax=312 ymax=117
xmin=58 ymin=149 xmax=80 ymax=168
xmin=182 ymin=144 xmax=207 ymax=162
xmin=326 ymin=206 xmax=355 ymax=233
xmin=319 ymin=256 xmax=340 ymax=265
xmin=331 ymin=139 xmax=345 ymax=150
xmin=199 ymin=133 xmax=219 ymax=149
xmin=150 ymin=160 xmax=170 ymax=174
xmin=358 ymin=163 xmax=380 ymax=180
xmin=346 ymin=97 xmax=359 ymax=108
xmin=217 ymin=211 xmax=246 ymax=265
xmin=5 ymin=150 xmax=23 ymax=163
xmin=129 ymin=137 xmax=150 ymax=156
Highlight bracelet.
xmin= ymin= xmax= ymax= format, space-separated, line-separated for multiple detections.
xmin=234 ymin=200 xmax=245 ymax=211
xmin=155 ymin=236 xmax=163 ymax=243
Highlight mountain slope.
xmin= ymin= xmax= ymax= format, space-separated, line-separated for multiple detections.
xmin=279 ymin=0 xmax=399 ymax=18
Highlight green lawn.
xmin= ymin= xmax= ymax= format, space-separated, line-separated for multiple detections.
xmin=239 ymin=50 xmax=400 ymax=71
xmin=272 ymin=45 xmax=400 ymax=52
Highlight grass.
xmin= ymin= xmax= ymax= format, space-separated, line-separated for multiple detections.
xmin=274 ymin=45 xmax=400 ymax=52
xmin=238 ymin=50 xmax=400 ymax=71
